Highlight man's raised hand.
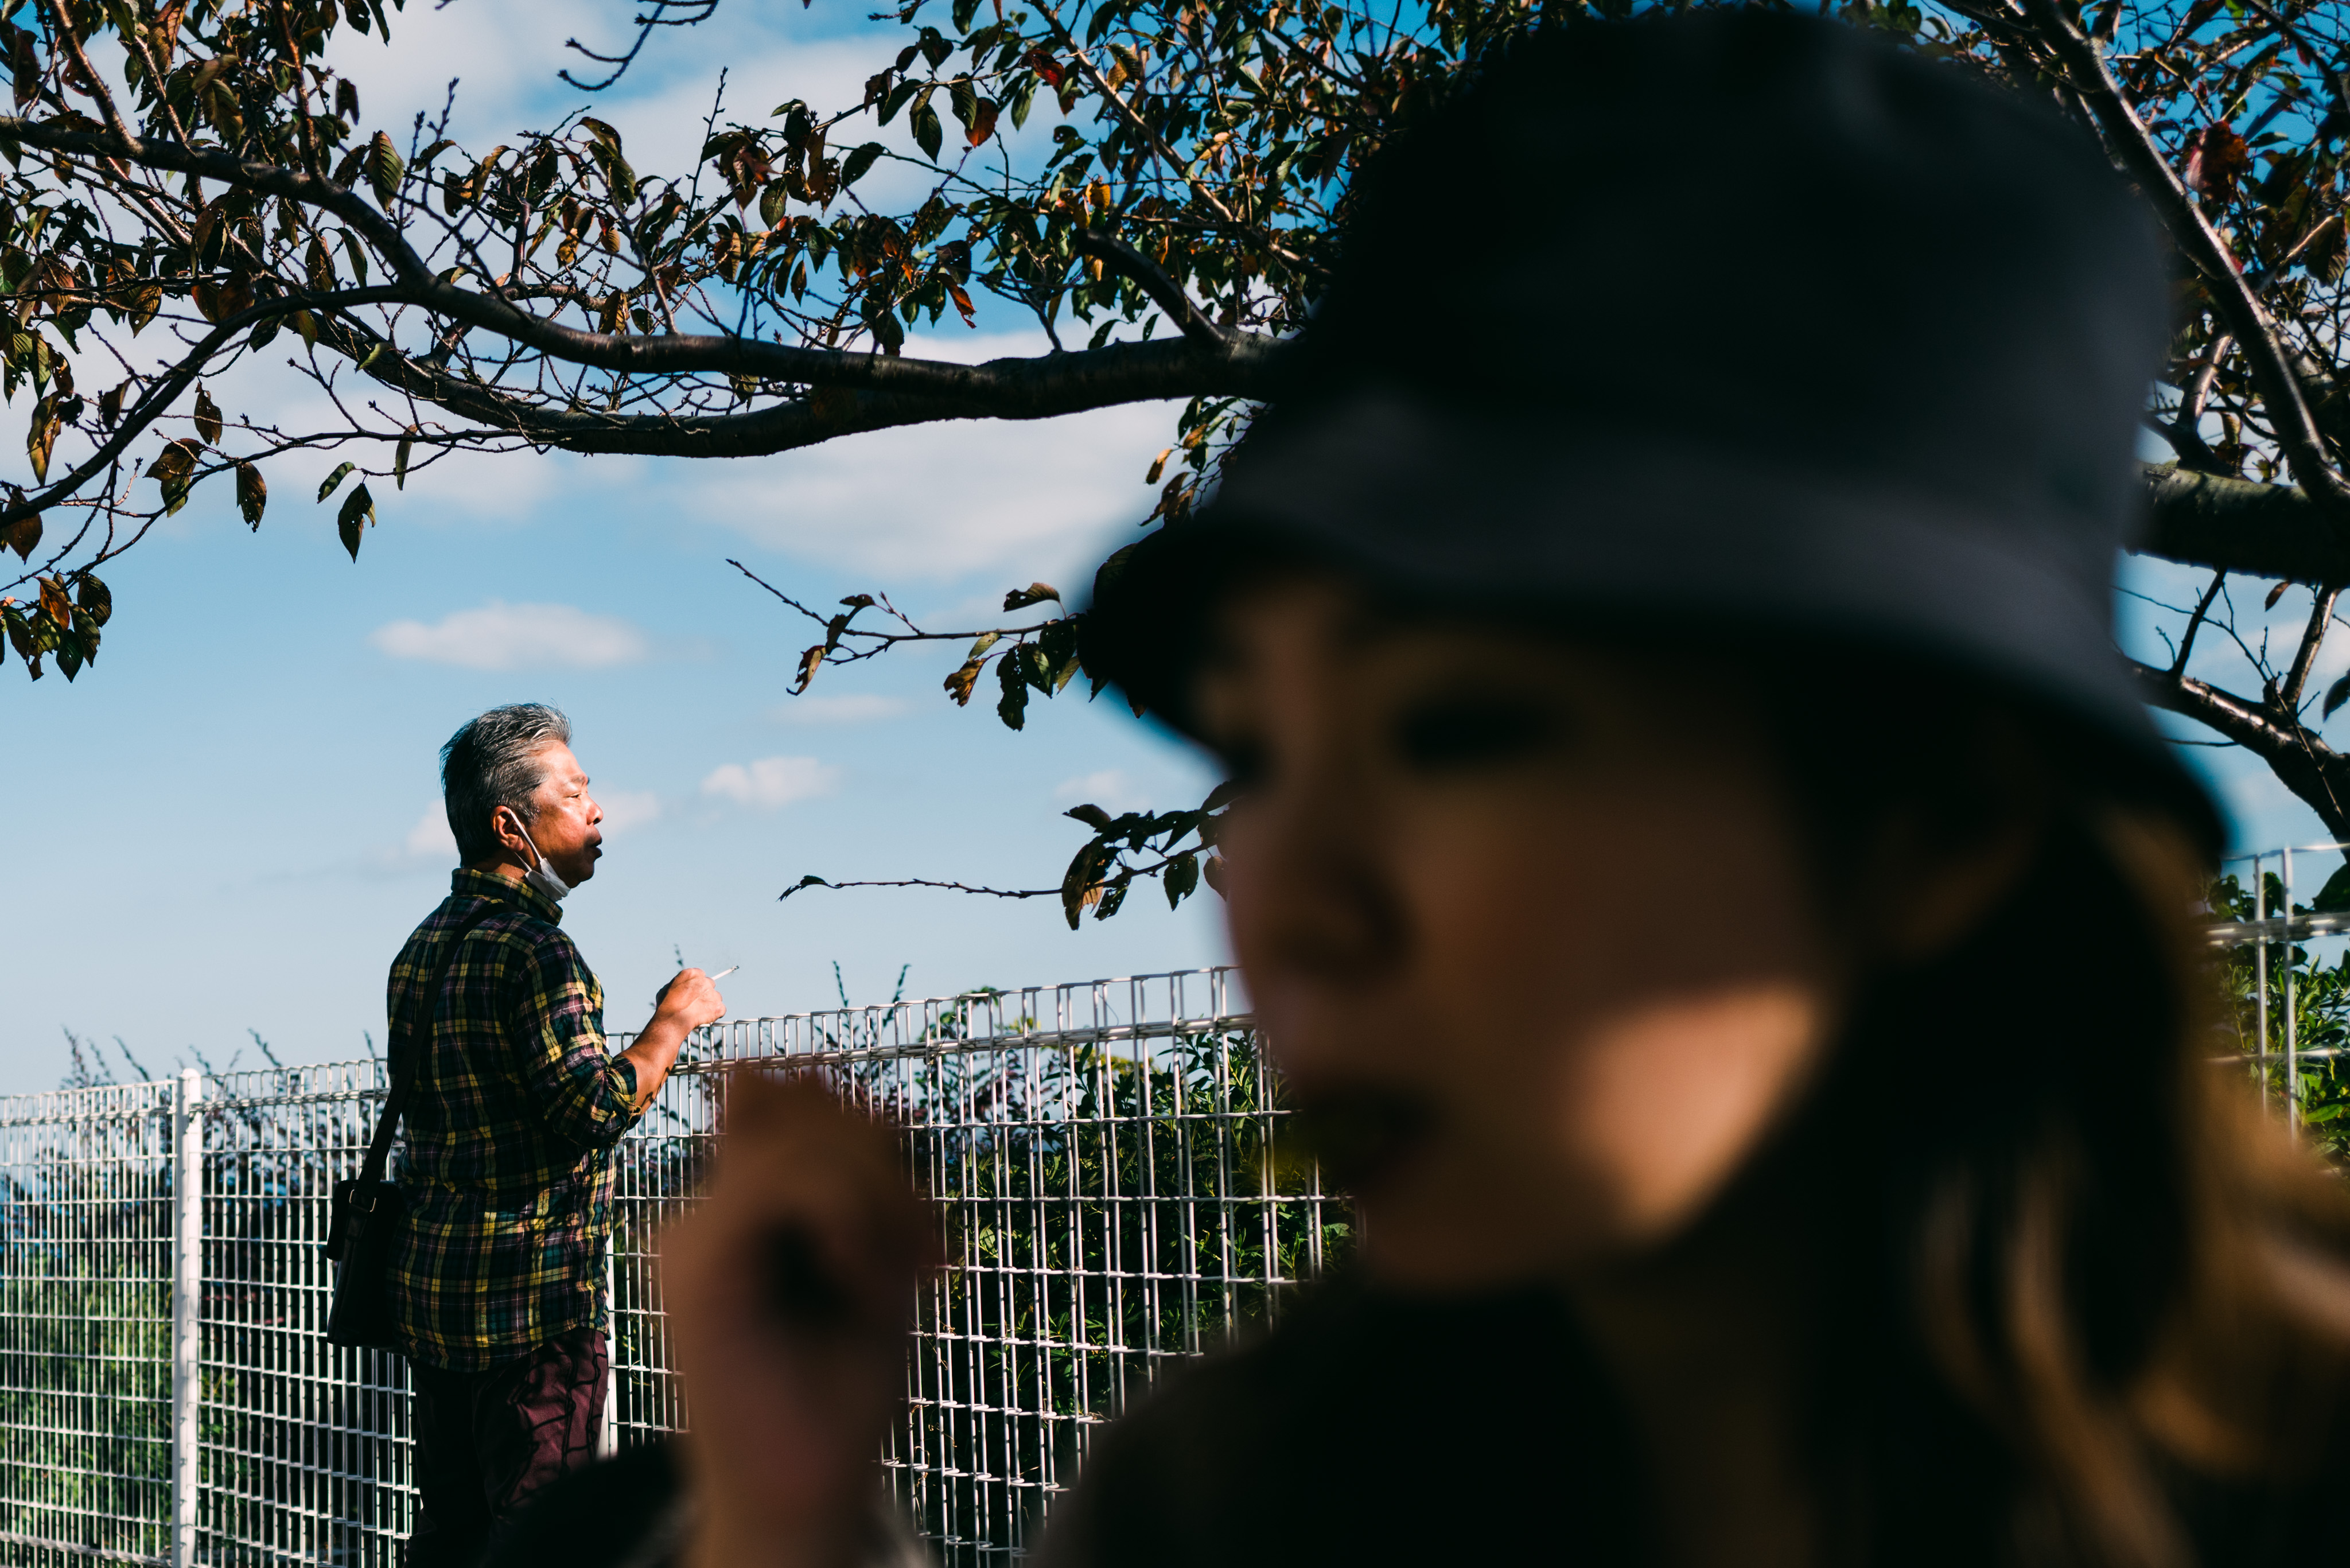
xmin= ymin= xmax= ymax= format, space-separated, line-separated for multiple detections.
xmin=655 ymin=968 xmax=728 ymax=1032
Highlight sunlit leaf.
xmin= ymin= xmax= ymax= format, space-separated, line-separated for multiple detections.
xmin=366 ymin=131 xmax=406 ymax=212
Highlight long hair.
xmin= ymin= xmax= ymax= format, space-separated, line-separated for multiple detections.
xmin=1768 ymin=684 xmax=2350 ymax=1566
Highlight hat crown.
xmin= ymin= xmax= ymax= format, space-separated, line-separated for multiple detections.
xmin=1274 ymin=10 xmax=2165 ymax=561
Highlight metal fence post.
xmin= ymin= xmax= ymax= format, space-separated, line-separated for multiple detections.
xmin=2286 ymin=848 xmax=2301 ymax=1137
xmin=173 ymin=1067 xmax=203 ymax=1568
xmin=601 ymin=1234 xmax=618 ymax=1458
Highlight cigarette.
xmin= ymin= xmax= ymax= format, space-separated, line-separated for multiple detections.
xmin=655 ymin=965 xmax=738 ymax=1006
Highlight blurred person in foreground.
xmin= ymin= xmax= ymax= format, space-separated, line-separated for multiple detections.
xmin=393 ymin=703 xmax=725 ymax=1566
xmin=497 ymin=12 xmax=2350 ymax=1566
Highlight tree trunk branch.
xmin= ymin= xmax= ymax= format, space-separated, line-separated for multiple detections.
xmin=2138 ymin=462 xmax=2350 ymax=581
xmin=2132 ymin=658 xmax=2350 ymax=840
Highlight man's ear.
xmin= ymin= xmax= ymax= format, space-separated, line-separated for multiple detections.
xmin=489 ymin=804 xmax=531 ymax=859
xmin=1852 ymin=713 xmax=2051 ymax=966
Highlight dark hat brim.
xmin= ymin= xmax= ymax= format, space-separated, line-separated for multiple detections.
xmin=1084 ymin=394 xmax=2224 ymax=855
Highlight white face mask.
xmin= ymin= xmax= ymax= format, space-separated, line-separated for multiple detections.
xmin=515 ymin=822 xmax=573 ymax=904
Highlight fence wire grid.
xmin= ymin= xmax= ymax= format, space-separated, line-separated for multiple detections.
xmin=0 ymin=967 xmax=1347 ymax=1566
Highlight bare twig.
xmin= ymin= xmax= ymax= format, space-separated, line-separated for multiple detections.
xmin=2285 ymin=585 xmax=2342 ymax=710
xmin=2173 ymin=570 xmax=2227 ymax=676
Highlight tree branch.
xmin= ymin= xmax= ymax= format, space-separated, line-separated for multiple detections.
xmin=2134 ymin=657 xmax=2350 ymax=839
xmin=2025 ymin=0 xmax=2350 ymax=514
xmin=781 ymin=874 xmax=1058 ymax=901
xmin=2284 ymin=585 xmax=2340 ymax=710
xmin=0 ymin=286 xmax=404 ymax=537
xmin=2138 ymin=462 xmax=2350 ymax=582
xmin=1072 ymin=228 xmax=1228 ymax=349
xmin=0 ymin=116 xmax=1281 ymax=407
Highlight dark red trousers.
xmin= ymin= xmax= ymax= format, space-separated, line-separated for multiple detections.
xmin=406 ymin=1326 xmax=608 ymax=1568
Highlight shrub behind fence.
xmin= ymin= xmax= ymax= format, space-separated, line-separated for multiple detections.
xmin=0 ymin=969 xmax=1345 ymax=1566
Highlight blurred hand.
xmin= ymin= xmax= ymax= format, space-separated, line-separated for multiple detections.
xmin=667 ymin=1072 xmax=937 ymax=1568
xmin=655 ymin=968 xmax=727 ymax=1032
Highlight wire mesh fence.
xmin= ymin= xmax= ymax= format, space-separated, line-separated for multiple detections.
xmin=0 ymin=968 xmax=1344 ymax=1566
xmin=2208 ymin=842 xmax=2350 ymax=1149
xmin=0 ymin=1081 xmax=176 ymax=1567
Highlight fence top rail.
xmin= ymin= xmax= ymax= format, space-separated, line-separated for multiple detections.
xmin=2205 ymin=911 xmax=2350 ymax=946
xmin=0 ymin=1078 xmax=174 ymax=1127
xmin=0 ymin=969 xmax=1255 ymax=1119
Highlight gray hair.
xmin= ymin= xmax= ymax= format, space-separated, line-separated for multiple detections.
xmin=439 ymin=703 xmax=573 ymax=862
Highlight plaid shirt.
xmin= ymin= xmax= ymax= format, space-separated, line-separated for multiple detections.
xmin=386 ymin=868 xmax=639 ymax=1371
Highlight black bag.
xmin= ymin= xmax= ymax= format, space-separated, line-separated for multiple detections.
xmin=326 ymin=906 xmax=495 ymax=1349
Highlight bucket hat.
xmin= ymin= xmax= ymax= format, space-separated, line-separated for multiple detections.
xmin=1084 ymin=8 xmax=2221 ymax=849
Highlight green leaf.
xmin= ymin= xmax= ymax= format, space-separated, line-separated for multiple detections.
xmin=2325 ymin=672 xmax=2350 ymax=721
xmin=778 ymin=874 xmax=832 ymax=900
xmin=73 ymin=571 xmax=110 ymax=627
xmin=879 ymin=80 xmax=920 ymax=126
xmin=317 ymin=461 xmax=356 ymax=501
xmin=366 ymin=130 xmax=404 ymax=211
xmin=395 ymin=428 xmax=415 ymax=490
xmin=1164 ymin=851 xmax=1200 ymax=908
xmin=995 ymin=647 xmax=1028 ymax=730
xmin=149 ymin=438 xmax=202 ymax=513
xmin=336 ymin=481 xmax=375 ymax=561
xmin=911 ymin=97 xmax=944 ymax=162
xmin=1064 ymin=803 xmax=1114 ymax=831
xmin=24 ymin=394 xmax=56 ymax=483
xmin=1059 ymin=840 xmax=1110 ymax=929
xmin=1002 ymin=581 xmax=1060 ymax=611
xmin=842 ymin=142 xmax=886 ymax=187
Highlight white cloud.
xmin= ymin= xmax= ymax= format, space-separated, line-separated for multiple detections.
xmin=701 ymin=756 xmax=842 ymax=810
xmin=682 ymin=379 xmax=1177 ymax=583
xmin=767 ymin=694 xmax=909 ymax=725
xmin=369 ymin=601 xmax=650 ymax=670
xmin=404 ymin=805 xmax=458 ymax=860
xmin=598 ymin=789 xmax=663 ymax=835
xmin=1053 ymin=769 xmax=1147 ymax=814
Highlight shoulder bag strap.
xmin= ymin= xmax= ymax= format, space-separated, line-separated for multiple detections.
xmin=357 ymin=902 xmax=500 ymax=1190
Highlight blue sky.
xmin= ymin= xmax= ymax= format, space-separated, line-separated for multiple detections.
xmin=1 ymin=1 xmax=2337 ymax=1094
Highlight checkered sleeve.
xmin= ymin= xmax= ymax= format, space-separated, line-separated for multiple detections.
xmin=501 ymin=934 xmax=638 ymax=1150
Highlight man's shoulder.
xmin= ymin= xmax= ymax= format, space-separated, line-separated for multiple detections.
xmin=391 ymin=892 xmax=575 ymax=979
xmin=471 ymin=905 xmax=580 ymax=962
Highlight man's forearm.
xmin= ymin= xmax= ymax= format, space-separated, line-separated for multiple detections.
xmin=618 ymin=1016 xmax=691 ymax=1110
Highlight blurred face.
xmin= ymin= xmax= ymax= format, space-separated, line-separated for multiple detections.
xmin=497 ymin=741 xmax=604 ymax=886
xmin=1196 ymin=579 xmax=1850 ymax=1289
